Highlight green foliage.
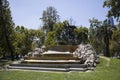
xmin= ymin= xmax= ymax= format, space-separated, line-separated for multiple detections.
xmin=89 ymin=18 xmax=104 ymax=53
xmin=74 ymin=26 xmax=88 ymax=44
xmin=28 ymin=29 xmax=44 ymax=47
xmin=14 ymin=26 xmax=31 ymax=55
xmin=0 ymin=0 xmax=15 ymax=60
xmin=110 ymin=40 xmax=119 ymax=56
xmin=44 ymin=31 xmax=56 ymax=47
xmin=103 ymin=0 xmax=120 ymax=21
xmin=46 ymin=21 xmax=77 ymax=45
xmin=59 ymin=20 xmax=76 ymax=45
xmin=110 ymin=29 xmax=120 ymax=56
xmin=0 ymin=2 xmax=120 ymax=59
xmin=118 ymin=22 xmax=120 ymax=30
xmin=112 ymin=29 xmax=120 ymax=41
xmin=89 ymin=17 xmax=118 ymax=57
xmin=53 ymin=22 xmax=64 ymax=37
xmin=41 ymin=6 xmax=60 ymax=31
xmin=13 ymin=26 xmax=45 ymax=56
xmin=53 ymin=22 xmax=64 ymax=44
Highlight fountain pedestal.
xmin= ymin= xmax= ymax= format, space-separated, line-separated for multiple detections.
xmin=8 ymin=45 xmax=98 ymax=72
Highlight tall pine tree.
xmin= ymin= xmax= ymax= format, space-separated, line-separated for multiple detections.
xmin=0 ymin=0 xmax=15 ymax=60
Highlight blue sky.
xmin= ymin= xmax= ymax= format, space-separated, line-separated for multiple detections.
xmin=8 ymin=0 xmax=109 ymax=29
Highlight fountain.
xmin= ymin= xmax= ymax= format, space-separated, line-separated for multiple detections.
xmin=8 ymin=44 xmax=99 ymax=72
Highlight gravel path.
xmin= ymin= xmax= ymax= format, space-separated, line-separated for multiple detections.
xmin=100 ymin=56 xmax=110 ymax=66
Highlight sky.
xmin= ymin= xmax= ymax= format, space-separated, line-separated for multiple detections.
xmin=8 ymin=0 xmax=109 ymax=29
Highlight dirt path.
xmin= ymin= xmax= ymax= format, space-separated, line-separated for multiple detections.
xmin=100 ymin=56 xmax=110 ymax=66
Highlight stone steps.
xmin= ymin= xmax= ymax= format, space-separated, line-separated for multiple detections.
xmin=8 ymin=62 xmax=88 ymax=72
xmin=9 ymin=63 xmax=87 ymax=68
xmin=21 ymin=60 xmax=81 ymax=64
xmin=8 ymin=66 xmax=88 ymax=72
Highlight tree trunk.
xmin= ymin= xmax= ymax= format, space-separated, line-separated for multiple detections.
xmin=105 ymin=36 xmax=110 ymax=57
xmin=104 ymin=27 xmax=110 ymax=57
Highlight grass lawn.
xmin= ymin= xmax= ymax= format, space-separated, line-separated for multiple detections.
xmin=0 ymin=57 xmax=120 ymax=80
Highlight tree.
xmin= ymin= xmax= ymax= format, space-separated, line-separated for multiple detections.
xmin=110 ymin=28 xmax=120 ymax=56
xmin=14 ymin=26 xmax=28 ymax=56
xmin=44 ymin=31 xmax=56 ymax=47
xmin=0 ymin=0 xmax=15 ymax=60
xmin=58 ymin=20 xmax=76 ymax=45
xmin=117 ymin=22 xmax=120 ymax=30
xmin=103 ymin=0 xmax=120 ymax=21
xmin=53 ymin=22 xmax=64 ymax=44
xmin=29 ymin=29 xmax=44 ymax=48
xmin=49 ymin=20 xmax=76 ymax=45
xmin=74 ymin=26 xmax=88 ymax=44
xmin=89 ymin=17 xmax=117 ymax=57
xmin=102 ymin=18 xmax=116 ymax=57
xmin=14 ymin=26 xmax=44 ymax=56
xmin=89 ymin=18 xmax=103 ymax=54
xmin=41 ymin=6 xmax=60 ymax=32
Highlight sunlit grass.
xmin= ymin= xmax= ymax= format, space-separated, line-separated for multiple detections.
xmin=0 ymin=57 xmax=120 ymax=80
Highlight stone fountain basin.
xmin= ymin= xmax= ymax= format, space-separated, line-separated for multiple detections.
xmin=24 ymin=60 xmax=79 ymax=62
xmin=43 ymin=50 xmax=72 ymax=54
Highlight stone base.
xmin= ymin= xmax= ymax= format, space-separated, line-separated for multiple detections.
xmin=8 ymin=62 xmax=88 ymax=72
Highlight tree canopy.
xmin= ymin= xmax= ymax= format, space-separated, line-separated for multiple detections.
xmin=41 ymin=6 xmax=60 ymax=32
xmin=0 ymin=1 xmax=120 ymax=59
xmin=103 ymin=0 xmax=120 ymax=21
xmin=0 ymin=0 xmax=15 ymax=60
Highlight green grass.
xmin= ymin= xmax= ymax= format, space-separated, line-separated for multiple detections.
xmin=0 ymin=57 xmax=120 ymax=80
